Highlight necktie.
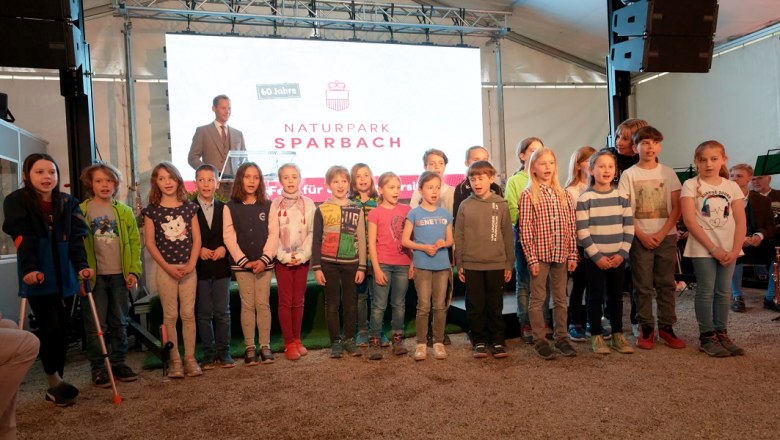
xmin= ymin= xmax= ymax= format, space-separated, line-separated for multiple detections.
xmin=220 ymin=125 xmax=227 ymax=146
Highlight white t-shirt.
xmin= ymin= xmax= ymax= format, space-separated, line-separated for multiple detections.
xmin=618 ymin=163 xmax=682 ymax=236
xmin=681 ymin=177 xmax=743 ymax=258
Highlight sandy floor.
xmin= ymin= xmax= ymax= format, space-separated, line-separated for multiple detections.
xmin=14 ymin=287 xmax=780 ymax=439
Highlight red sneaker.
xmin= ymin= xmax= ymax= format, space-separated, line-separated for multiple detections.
xmin=637 ymin=330 xmax=654 ymax=350
xmin=658 ymin=327 xmax=687 ymax=349
xmin=285 ymin=342 xmax=301 ymax=361
xmin=295 ymin=339 xmax=308 ymax=357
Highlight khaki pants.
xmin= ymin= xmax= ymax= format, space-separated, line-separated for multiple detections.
xmin=156 ymin=268 xmax=197 ymax=359
xmin=0 ymin=319 xmax=39 ymax=440
xmin=235 ymin=270 xmax=273 ymax=348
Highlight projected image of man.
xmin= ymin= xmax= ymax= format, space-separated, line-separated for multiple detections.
xmin=188 ymin=95 xmax=247 ymax=177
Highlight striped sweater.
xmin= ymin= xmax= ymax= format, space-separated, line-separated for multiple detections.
xmin=575 ymin=188 xmax=634 ymax=263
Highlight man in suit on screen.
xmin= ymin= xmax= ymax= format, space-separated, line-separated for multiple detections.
xmin=188 ymin=94 xmax=246 ymax=177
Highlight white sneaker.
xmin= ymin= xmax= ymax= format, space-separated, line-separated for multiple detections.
xmin=631 ymin=324 xmax=640 ymax=338
xmin=414 ymin=343 xmax=427 ymax=361
xmin=433 ymin=342 xmax=448 ymax=360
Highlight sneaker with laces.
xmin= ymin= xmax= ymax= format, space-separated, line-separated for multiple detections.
xmin=414 ymin=343 xmax=427 ymax=361
xmin=295 ymin=340 xmax=308 ymax=357
xmin=731 ymin=296 xmax=746 ymax=313
xmin=356 ymin=330 xmax=369 ymax=348
xmin=330 ymin=339 xmax=344 ymax=358
xmin=716 ymin=330 xmax=745 ymax=356
xmin=609 ymin=332 xmax=634 ymax=354
xmin=185 ymin=356 xmax=203 ymax=377
xmin=763 ymin=299 xmax=780 ymax=312
xmin=168 ymin=359 xmax=185 ymax=378
xmin=391 ymin=333 xmax=408 ymax=356
xmin=45 ymin=383 xmax=76 ymax=407
xmin=259 ymin=346 xmax=275 ymax=364
xmin=658 ymin=326 xmax=686 ymax=349
xmin=637 ymin=326 xmax=654 ymax=350
xmin=368 ymin=337 xmax=383 ymax=360
xmin=91 ymin=370 xmax=112 ymax=388
xmin=534 ymin=341 xmax=555 ymax=360
xmin=342 ymin=338 xmax=361 ymax=357
xmin=285 ymin=342 xmax=301 ymax=361
xmin=568 ymin=324 xmax=586 ymax=342
xmin=591 ymin=335 xmax=610 ymax=354
xmin=472 ymin=343 xmax=488 ymax=358
xmin=586 ymin=323 xmax=611 ymax=340
xmin=555 ymin=340 xmax=577 ymax=357
xmin=219 ymin=354 xmax=236 ymax=368
xmin=521 ymin=325 xmax=534 ymax=345
xmin=699 ymin=333 xmax=730 ymax=357
xmin=244 ymin=346 xmax=259 ymax=366
xmin=433 ymin=342 xmax=448 ymax=360
xmin=491 ymin=344 xmax=509 ymax=358
xmin=112 ymin=364 xmax=139 ymax=382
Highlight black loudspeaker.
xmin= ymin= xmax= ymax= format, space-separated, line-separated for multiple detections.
xmin=0 ymin=0 xmax=80 ymax=21
xmin=610 ymin=0 xmax=719 ymax=73
xmin=0 ymin=93 xmax=14 ymax=123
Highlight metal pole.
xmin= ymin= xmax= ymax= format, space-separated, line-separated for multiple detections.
xmin=494 ymin=38 xmax=507 ymax=185
xmin=122 ymin=16 xmax=140 ymax=211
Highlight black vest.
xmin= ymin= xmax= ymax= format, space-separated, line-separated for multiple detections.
xmin=195 ymin=200 xmax=231 ymax=279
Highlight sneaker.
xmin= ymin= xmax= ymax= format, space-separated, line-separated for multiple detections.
xmin=185 ymin=357 xmax=203 ymax=377
xmin=521 ymin=325 xmax=534 ymax=345
xmin=45 ymin=383 xmax=76 ymax=407
xmin=91 ymin=370 xmax=112 ymax=388
xmin=716 ymin=330 xmax=745 ymax=356
xmin=356 ymin=330 xmax=369 ymax=348
xmin=330 ymin=340 xmax=344 ymax=358
xmin=219 ymin=354 xmax=236 ymax=368
xmin=731 ymin=296 xmax=746 ymax=313
xmin=763 ymin=299 xmax=780 ymax=312
xmin=699 ymin=333 xmax=730 ymax=357
xmin=112 ymin=364 xmax=139 ymax=382
xmin=568 ymin=324 xmax=586 ymax=342
xmin=60 ymin=381 xmax=79 ymax=399
xmin=414 ymin=343 xmax=427 ymax=361
xmin=200 ymin=358 xmax=219 ymax=371
xmin=259 ymin=346 xmax=275 ymax=364
xmin=472 ymin=343 xmax=488 ymax=359
xmin=443 ymin=333 xmax=452 ymax=345
xmin=244 ymin=346 xmax=259 ymax=366
xmin=591 ymin=335 xmax=610 ymax=354
xmin=533 ymin=341 xmax=555 ymax=360
xmin=368 ymin=337 xmax=383 ymax=361
xmin=391 ymin=333 xmax=408 ymax=356
xmin=586 ymin=323 xmax=611 ymax=340
xmin=342 ymin=338 xmax=361 ymax=357
xmin=554 ymin=340 xmax=577 ymax=357
xmin=168 ymin=359 xmax=185 ymax=379
xmin=284 ymin=342 xmax=301 ymax=361
xmin=631 ymin=323 xmax=640 ymax=338
xmin=491 ymin=344 xmax=509 ymax=358
xmin=380 ymin=333 xmax=391 ymax=347
xmin=609 ymin=332 xmax=634 ymax=354
xmin=295 ymin=340 xmax=308 ymax=357
xmin=637 ymin=326 xmax=654 ymax=350
xmin=658 ymin=326 xmax=687 ymax=349
xmin=433 ymin=342 xmax=448 ymax=360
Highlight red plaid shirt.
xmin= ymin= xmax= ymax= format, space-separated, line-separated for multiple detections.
xmin=519 ymin=185 xmax=577 ymax=266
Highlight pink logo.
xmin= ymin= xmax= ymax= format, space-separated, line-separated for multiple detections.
xmin=326 ymin=80 xmax=349 ymax=111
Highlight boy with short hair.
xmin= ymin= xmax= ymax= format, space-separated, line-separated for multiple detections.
xmin=452 ymin=146 xmax=503 ymax=221
xmin=618 ymin=126 xmax=685 ymax=350
xmin=410 ymin=148 xmax=455 ymax=214
xmin=193 ymin=164 xmax=234 ymax=368
xmin=454 ymin=161 xmax=514 ymax=358
xmin=79 ymin=163 xmax=142 ymax=387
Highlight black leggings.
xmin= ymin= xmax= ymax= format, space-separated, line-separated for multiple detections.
xmin=27 ymin=294 xmax=74 ymax=377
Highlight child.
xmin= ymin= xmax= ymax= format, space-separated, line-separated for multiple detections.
xmin=349 ymin=163 xmax=380 ymax=347
xmin=79 ymin=163 xmax=142 ymax=386
xmin=609 ymin=118 xmax=649 ymax=185
xmin=367 ymin=172 xmax=412 ymax=360
xmin=312 ymin=165 xmax=366 ymax=358
xmin=564 ymin=146 xmax=596 ymax=342
xmin=2 ymin=153 xmax=92 ymax=406
xmin=192 ymin=164 xmax=234 ymax=369
xmin=271 ymin=163 xmax=315 ymax=361
xmin=575 ymin=151 xmax=635 ymax=354
xmin=142 ymin=162 xmax=202 ymax=378
xmin=519 ymin=148 xmax=578 ymax=359
xmin=410 ymin=148 xmax=455 ymax=214
xmin=452 ymin=146 xmax=503 ymax=220
xmin=455 ymin=161 xmax=514 ymax=358
xmin=682 ymin=142 xmax=746 ymax=356
xmin=223 ymin=162 xmax=279 ymax=366
xmin=402 ymin=171 xmax=454 ymax=361
xmin=504 ymin=137 xmax=545 ymax=344
xmin=618 ymin=126 xmax=685 ymax=350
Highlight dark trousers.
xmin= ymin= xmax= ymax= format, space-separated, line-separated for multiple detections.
xmin=465 ymin=269 xmax=505 ymax=345
xmin=27 ymin=294 xmax=73 ymax=377
xmin=584 ymin=258 xmax=626 ymax=335
xmin=321 ymin=262 xmax=358 ymax=342
xmin=568 ymin=247 xmax=587 ymax=328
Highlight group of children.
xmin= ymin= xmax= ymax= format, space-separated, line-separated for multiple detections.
xmin=3 ymin=121 xmax=751 ymax=405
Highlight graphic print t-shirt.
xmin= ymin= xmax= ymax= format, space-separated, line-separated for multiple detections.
xmin=319 ymin=202 xmax=361 ymax=261
xmin=681 ymin=178 xmax=744 ymax=258
xmin=141 ymin=202 xmax=198 ymax=264
xmin=406 ymin=206 xmax=452 ymax=271
xmin=618 ymin=164 xmax=682 ymax=236
xmin=87 ymin=201 xmax=122 ymax=275
xmin=367 ymin=204 xmax=411 ymax=266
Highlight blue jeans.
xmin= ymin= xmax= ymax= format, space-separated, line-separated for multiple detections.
xmin=692 ymin=257 xmax=735 ymax=334
xmin=766 ymin=263 xmax=777 ymax=301
xmin=369 ymin=264 xmax=409 ymax=337
xmin=196 ymin=277 xmax=231 ymax=359
xmin=81 ymin=274 xmax=130 ymax=372
xmin=730 ymin=263 xmax=745 ymax=299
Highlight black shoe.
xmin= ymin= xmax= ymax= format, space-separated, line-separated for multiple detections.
xmin=491 ymin=344 xmax=509 ymax=358
xmin=45 ymin=383 xmax=76 ymax=407
xmin=763 ymin=299 xmax=780 ymax=312
xmin=731 ymin=297 xmax=746 ymax=313
xmin=534 ymin=341 xmax=555 ymax=360
xmin=112 ymin=364 xmax=139 ymax=382
xmin=259 ymin=346 xmax=275 ymax=364
xmin=426 ymin=333 xmax=434 ymax=347
xmin=91 ymin=370 xmax=112 ymax=389
xmin=472 ymin=343 xmax=488 ymax=358
xmin=443 ymin=333 xmax=451 ymax=345
xmin=554 ymin=340 xmax=577 ymax=357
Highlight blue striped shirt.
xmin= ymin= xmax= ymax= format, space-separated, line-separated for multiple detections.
xmin=575 ymin=188 xmax=634 ymax=262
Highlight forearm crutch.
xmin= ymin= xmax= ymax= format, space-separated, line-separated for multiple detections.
xmin=84 ymin=279 xmax=123 ymax=405
xmin=18 ymin=273 xmax=44 ymax=330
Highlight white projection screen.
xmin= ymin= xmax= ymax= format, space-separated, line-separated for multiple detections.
xmin=165 ymin=34 xmax=483 ymax=201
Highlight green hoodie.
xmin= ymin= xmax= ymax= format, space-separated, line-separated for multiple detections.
xmin=79 ymin=199 xmax=143 ymax=282
xmin=454 ymin=193 xmax=515 ymax=271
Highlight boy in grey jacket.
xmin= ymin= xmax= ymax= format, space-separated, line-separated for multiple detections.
xmin=454 ymin=161 xmax=515 ymax=358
